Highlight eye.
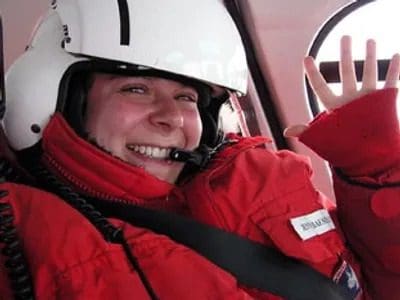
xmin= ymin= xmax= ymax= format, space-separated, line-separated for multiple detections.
xmin=120 ymin=84 xmax=148 ymax=94
xmin=176 ymin=93 xmax=198 ymax=103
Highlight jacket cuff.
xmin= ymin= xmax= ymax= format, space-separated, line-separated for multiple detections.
xmin=299 ymin=88 xmax=400 ymax=177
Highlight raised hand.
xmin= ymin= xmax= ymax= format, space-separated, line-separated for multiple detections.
xmin=284 ymin=35 xmax=400 ymax=138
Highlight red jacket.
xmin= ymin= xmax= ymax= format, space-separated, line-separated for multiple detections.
xmin=300 ymin=88 xmax=400 ymax=299
xmin=0 ymin=89 xmax=399 ymax=299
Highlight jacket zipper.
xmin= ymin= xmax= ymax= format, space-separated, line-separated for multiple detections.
xmin=43 ymin=153 xmax=133 ymax=204
xmin=42 ymin=153 xmax=181 ymax=211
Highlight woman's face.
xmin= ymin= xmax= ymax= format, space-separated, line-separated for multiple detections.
xmin=85 ymin=74 xmax=203 ymax=183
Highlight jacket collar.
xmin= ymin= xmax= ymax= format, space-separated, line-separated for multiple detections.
xmin=41 ymin=113 xmax=185 ymax=209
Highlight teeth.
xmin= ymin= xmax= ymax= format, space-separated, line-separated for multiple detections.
xmin=139 ymin=145 xmax=146 ymax=154
xmin=145 ymin=147 xmax=152 ymax=156
xmin=127 ymin=144 xmax=172 ymax=159
xmin=152 ymin=147 xmax=160 ymax=157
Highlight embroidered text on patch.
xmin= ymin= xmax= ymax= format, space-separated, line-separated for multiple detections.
xmin=290 ymin=209 xmax=335 ymax=240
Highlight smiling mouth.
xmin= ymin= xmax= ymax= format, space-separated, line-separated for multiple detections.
xmin=126 ymin=144 xmax=173 ymax=159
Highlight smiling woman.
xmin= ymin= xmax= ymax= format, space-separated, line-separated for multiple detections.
xmin=1 ymin=1 xmax=400 ymax=300
xmin=85 ymin=74 xmax=203 ymax=183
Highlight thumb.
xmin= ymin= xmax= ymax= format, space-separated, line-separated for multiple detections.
xmin=283 ymin=124 xmax=309 ymax=138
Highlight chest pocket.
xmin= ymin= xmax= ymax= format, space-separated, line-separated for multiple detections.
xmin=249 ymin=184 xmax=346 ymax=271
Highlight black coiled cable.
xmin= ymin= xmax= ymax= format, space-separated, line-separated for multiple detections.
xmin=32 ymin=165 xmax=159 ymax=300
xmin=0 ymin=159 xmax=20 ymax=183
xmin=0 ymin=159 xmax=34 ymax=300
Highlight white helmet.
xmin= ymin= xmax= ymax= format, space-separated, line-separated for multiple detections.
xmin=4 ymin=0 xmax=248 ymax=151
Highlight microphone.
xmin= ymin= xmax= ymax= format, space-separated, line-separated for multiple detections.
xmin=169 ymin=136 xmax=237 ymax=169
xmin=169 ymin=139 xmax=237 ymax=168
xmin=169 ymin=147 xmax=211 ymax=168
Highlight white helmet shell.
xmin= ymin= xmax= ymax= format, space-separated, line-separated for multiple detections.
xmin=4 ymin=0 xmax=248 ymax=150
xmin=5 ymin=12 xmax=87 ymax=150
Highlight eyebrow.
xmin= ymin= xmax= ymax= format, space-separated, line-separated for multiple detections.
xmin=109 ymin=75 xmax=197 ymax=91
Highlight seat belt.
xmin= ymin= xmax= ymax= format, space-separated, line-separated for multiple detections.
xmin=92 ymin=199 xmax=354 ymax=300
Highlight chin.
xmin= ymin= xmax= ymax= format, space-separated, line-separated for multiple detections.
xmin=152 ymin=168 xmax=181 ymax=184
xmin=155 ymin=173 xmax=179 ymax=184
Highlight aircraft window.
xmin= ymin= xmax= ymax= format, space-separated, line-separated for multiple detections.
xmin=308 ymin=0 xmax=400 ymax=115
xmin=225 ymin=1 xmax=283 ymax=150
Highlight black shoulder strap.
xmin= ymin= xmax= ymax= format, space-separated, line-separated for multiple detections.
xmin=93 ymin=199 xmax=353 ymax=300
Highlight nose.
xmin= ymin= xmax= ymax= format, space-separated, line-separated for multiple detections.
xmin=149 ymin=96 xmax=184 ymax=131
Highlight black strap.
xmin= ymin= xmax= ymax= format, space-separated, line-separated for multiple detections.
xmin=91 ymin=199 xmax=353 ymax=300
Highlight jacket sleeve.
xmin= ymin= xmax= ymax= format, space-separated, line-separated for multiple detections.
xmin=299 ymin=88 xmax=400 ymax=299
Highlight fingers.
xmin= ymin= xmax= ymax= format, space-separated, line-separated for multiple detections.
xmin=384 ymin=53 xmax=400 ymax=89
xmin=283 ymin=124 xmax=309 ymax=138
xmin=304 ymin=56 xmax=335 ymax=106
xmin=361 ymin=39 xmax=377 ymax=91
xmin=340 ymin=35 xmax=357 ymax=95
xmin=304 ymin=36 xmax=398 ymax=114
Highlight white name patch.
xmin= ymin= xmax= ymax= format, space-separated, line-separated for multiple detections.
xmin=290 ymin=209 xmax=335 ymax=240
